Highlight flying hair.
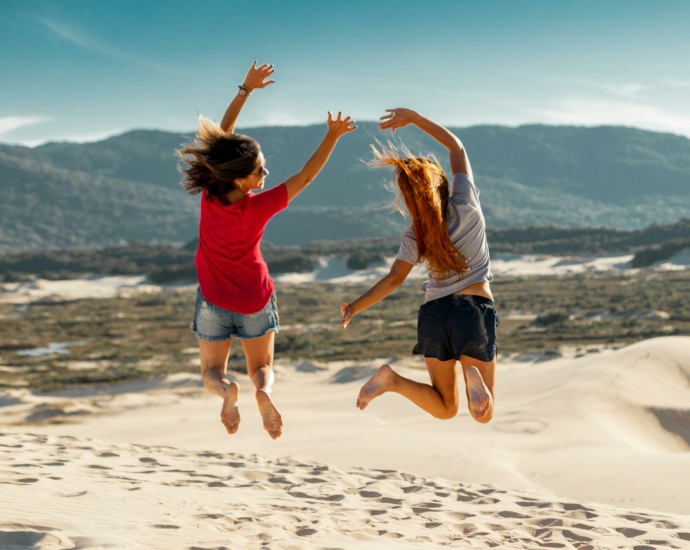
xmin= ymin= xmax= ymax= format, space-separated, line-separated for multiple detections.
xmin=369 ymin=141 xmax=469 ymax=280
xmin=176 ymin=115 xmax=261 ymax=206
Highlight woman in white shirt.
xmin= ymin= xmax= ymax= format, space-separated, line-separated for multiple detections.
xmin=341 ymin=108 xmax=498 ymax=424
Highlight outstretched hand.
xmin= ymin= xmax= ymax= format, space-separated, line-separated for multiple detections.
xmin=242 ymin=61 xmax=275 ymax=91
xmin=340 ymin=303 xmax=353 ymax=329
xmin=378 ymin=108 xmax=418 ymax=133
xmin=327 ymin=111 xmax=357 ymax=138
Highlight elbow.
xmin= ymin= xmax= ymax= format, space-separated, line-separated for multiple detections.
xmin=299 ymin=170 xmax=317 ymax=186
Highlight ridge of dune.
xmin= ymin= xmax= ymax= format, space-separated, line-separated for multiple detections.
xmin=1 ymin=431 xmax=689 ymax=549
xmin=2 ymin=336 xmax=690 ymax=519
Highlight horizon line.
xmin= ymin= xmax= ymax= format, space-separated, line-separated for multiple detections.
xmin=3 ymin=121 xmax=689 ymax=149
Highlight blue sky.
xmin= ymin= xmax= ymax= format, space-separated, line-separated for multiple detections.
xmin=2 ymin=0 xmax=690 ymax=145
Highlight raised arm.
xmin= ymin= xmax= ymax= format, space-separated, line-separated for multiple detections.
xmin=340 ymin=259 xmax=414 ymax=329
xmin=283 ymin=112 xmax=356 ymax=203
xmin=220 ymin=61 xmax=275 ymax=134
xmin=378 ymin=108 xmax=473 ymax=179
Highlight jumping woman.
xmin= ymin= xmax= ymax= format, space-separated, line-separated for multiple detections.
xmin=341 ymin=108 xmax=498 ymax=424
xmin=179 ymin=61 xmax=356 ymax=439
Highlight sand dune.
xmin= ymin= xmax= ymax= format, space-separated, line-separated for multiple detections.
xmin=1 ymin=430 xmax=689 ymax=549
xmin=1 ymin=337 xmax=690 ymax=548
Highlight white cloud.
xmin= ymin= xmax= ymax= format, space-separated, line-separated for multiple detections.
xmin=6 ymin=129 xmax=125 ymax=148
xmin=665 ymin=78 xmax=690 ymax=89
xmin=0 ymin=116 xmax=51 ymax=136
xmin=549 ymin=77 xmax=647 ymax=99
xmin=601 ymin=83 xmax=645 ymax=99
xmin=30 ymin=16 xmax=164 ymax=70
xmin=534 ymin=98 xmax=690 ymax=137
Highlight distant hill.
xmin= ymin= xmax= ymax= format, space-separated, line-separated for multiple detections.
xmin=1 ymin=123 xmax=689 ymax=250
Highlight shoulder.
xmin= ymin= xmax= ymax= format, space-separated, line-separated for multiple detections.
xmin=402 ymin=221 xmax=416 ymax=240
xmin=450 ymin=172 xmax=480 ymax=204
xmin=249 ymin=183 xmax=288 ymax=208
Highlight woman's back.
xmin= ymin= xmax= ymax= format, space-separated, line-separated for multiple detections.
xmin=196 ymin=184 xmax=287 ymax=314
xmin=396 ymin=172 xmax=492 ymax=302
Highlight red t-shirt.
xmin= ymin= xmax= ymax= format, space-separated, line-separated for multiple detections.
xmin=195 ymin=183 xmax=288 ymax=314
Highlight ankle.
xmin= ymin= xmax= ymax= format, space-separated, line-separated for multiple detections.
xmin=223 ymin=381 xmax=239 ymax=396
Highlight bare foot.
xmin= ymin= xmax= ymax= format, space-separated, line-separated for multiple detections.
xmin=465 ymin=366 xmax=493 ymax=422
xmin=256 ymin=390 xmax=283 ymax=439
xmin=221 ymin=381 xmax=241 ymax=434
xmin=356 ymin=364 xmax=396 ymax=410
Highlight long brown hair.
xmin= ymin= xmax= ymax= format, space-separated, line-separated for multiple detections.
xmin=177 ymin=115 xmax=260 ymax=206
xmin=371 ymin=142 xmax=469 ymax=279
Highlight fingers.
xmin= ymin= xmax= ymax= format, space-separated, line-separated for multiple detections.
xmin=340 ymin=303 xmax=352 ymax=329
xmin=326 ymin=112 xmax=357 ymax=134
xmin=251 ymin=60 xmax=257 ymax=69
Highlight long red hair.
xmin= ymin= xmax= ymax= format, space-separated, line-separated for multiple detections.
xmin=371 ymin=142 xmax=469 ymax=279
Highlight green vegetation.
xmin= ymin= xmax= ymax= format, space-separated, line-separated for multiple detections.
xmin=2 ymin=219 xmax=689 ymax=283
xmin=631 ymin=238 xmax=690 ymax=267
xmin=1 ymin=271 xmax=688 ymax=391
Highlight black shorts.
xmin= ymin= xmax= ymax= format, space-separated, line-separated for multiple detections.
xmin=413 ymin=294 xmax=499 ymax=362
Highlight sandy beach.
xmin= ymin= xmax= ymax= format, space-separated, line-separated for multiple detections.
xmin=2 ymin=336 xmax=690 ymax=548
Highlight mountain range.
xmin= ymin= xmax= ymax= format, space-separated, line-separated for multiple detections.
xmin=1 ymin=123 xmax=689 ymax=250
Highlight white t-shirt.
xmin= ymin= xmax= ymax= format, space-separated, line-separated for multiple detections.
xmin=396 ymin=172 xmax=492 ymax=302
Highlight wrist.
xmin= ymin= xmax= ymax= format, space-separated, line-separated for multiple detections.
xmin=238 ymin=84 xmax=254 ymax=96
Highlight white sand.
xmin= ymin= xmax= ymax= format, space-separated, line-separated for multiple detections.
xmin=1 ymin=251 xmax=686 ymax=304
xmin=2 ymin=337 xmax=690 ymax=548
xmin=275 ymin=254 xmax=641 ymax=285
xmin=0 ymin=275 xmax=171 ymax=304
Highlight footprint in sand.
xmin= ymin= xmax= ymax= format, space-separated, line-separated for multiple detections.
xmin=561 ymin=529 xmax=594 ymax=542
xmin=496 ymin=510 xmax=530 ymax=519
xmin=493 ymin=419 xmax=549 ymax=434
xmin=56 ymin=490 xmax=87 ymax=498
xmin=295 ymin=527 xmax=318 ymax=537
xmin=303 ymin=477 xmax=327 ymax=483
xmin=615 ymin=527 xmax=647 ymax=538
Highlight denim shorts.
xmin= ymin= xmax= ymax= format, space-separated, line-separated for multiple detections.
xmin=190 ymin=288 xmax=281 ymax=341
xmin=413 ymin=294 xmax=499 ymax=362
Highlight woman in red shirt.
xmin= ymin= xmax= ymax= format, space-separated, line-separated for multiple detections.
xmin=178 ymin=62 xmax=356 ymax=439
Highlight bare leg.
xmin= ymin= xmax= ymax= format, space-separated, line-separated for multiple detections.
xmin=459 ymin=355 xmax=496 ymax=423
xmin=357 ymin=358 xmax=460 ymax=420
xmin=241 ymin=331 xmax=283 ymax=439
xmin=199 ymin=338 xmax=241 ymax=434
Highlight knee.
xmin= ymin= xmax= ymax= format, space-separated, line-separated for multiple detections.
xmin=432 ymin=403 xmax=459 ymax=420
xmin=201 ymin=366 xmax=225 ymax=386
